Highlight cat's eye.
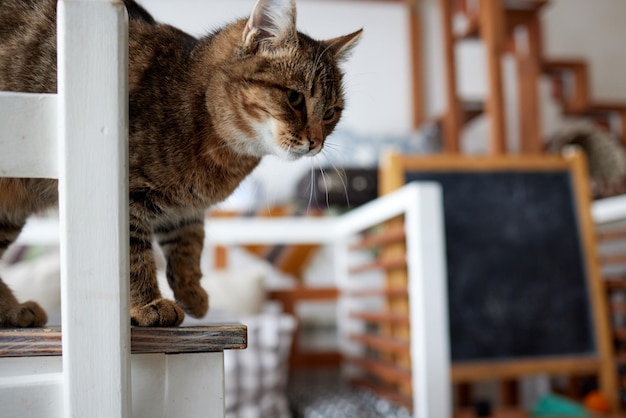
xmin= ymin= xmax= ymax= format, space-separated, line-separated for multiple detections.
xmin=323 ymin=108 xmax=336 ymax=121
xmin=287 ymin=90 xmax=305 ymax=111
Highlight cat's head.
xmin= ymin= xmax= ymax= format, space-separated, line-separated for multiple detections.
xmin=206 ymin=0 xmax=361 ymax=161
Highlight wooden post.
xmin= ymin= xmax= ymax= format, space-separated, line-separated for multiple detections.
xmin=0 ymin=93 xmax=58 ymax=178
xmin=404 ymin=184 xmax=452 ymax=418
xmin=568 ymin=149 xmax=619 ymax=412
xmin=57 ymin=1 xmax=130 ymax=417
xmin=620 ymin=109 xmax=626 ymax=146
xmin=439 ymin=0 xmax=462 ymax=153
xmin=479 ymin=0 xmax=508 ymax=154
xmin=408 ymin=0 xmax=424 ymax=129
xmin=516 ymin=15 xmax=543 ymax=154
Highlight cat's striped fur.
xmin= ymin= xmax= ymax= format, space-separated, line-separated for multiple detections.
xmin=0 ymin=0 xmax=361 ymax=327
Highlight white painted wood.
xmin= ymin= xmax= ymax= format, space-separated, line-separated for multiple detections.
xmin=57 ymin=1 xmax=130 ymax=417
xmin=205 ymin=217 xmax=339 ymax=245
xmin=130 ymin=352 xmax=225 ymax=418
xmin=404 ymin=184 xmax=451 ymax=418
xmin=131 ymin=354 xmax=167 ymax=418
xmin=0 ymin=353 xmax=226 ymax=418
xmin=0 ymin=92 xmax=58 ymax=178
xmin=0 ymin=373 xmax=64 ymax=418
xmin=204 ymin=183 xmax=439 ymax=245
xmin=165 ymin=352 xmax=225 ymax=418
xmin=336 ymin=182 xmax=426 ymax=236
xmin=0 ymin=356 xmax=63 ymax=377
xmin=592 ymin=193 xmax=626 ymax=224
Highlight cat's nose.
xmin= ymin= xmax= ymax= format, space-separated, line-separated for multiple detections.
xmin=306 ymin=126 xmax=323 ymax=152
xmin=308 ymin=136 xmax=321 ymax=151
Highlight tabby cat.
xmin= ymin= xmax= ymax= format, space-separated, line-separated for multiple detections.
xmin=0 ymin=0 xmax=361 ymax=327
xmin=546 ymin=121 xmax=626 ymax=198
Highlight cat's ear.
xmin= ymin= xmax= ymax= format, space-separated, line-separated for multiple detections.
xmin=323 ymin=29 xmax=363 ymax=62
xmin=243 ymin=0 xmax=298 ymax=53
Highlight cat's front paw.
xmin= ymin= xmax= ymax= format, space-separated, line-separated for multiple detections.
xmin=174 ymin=284 xmax=208 ymax=318
xmin=130 ymin=298 xmax=185 ymax=327
xmin=1 ymin=301 xmax=47 ymax=328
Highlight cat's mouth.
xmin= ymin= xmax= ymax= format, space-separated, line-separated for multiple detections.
xmin=279 ymin=137 xmax=324 ymax=160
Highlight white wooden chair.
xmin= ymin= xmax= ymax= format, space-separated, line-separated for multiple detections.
xmin=203 ymin=183 xmax=452 ymax=418
xmin=0 ymin=2 xmax=242 ymax=417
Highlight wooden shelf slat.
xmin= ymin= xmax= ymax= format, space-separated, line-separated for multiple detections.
xmin=350 ymin=311 xmax=410 ymax=325
xmin=614 ymin=327 xmax=626 ymax=342
xmin=612 ymin=302 xmax=626 ymax=315
xmin=349 ymin=256 xmax=407 ymax=274
xmin=289 ymin=352 xmax=343 ymax=370
xmin=588 ymin=101 xmax=626 ymax=113
xmin=347 ymin=356 xmax=412 ymax=386
xmin=349 ymin=288 xmax=408 ymax=298
xmin=542 ymin=58 xmax=588 ymax=73
xmin=268 ymin=287 xmax=339 ymax=303
xmin=615 ymin=351 xmax=626 ymax=366
xmin=597 ymin=229 xmax=626 ymax=241
xmin=0 ymin=323 xmax=247 ymax=358
xmin=605 ymin=278 xmax=626 ymax=291
xmin=601 ymin=253 xmax=626 ymax=265
xmin=350 ymin=333 xmax=410 ymax=355
xmin=351 ymin=226 xmax=406 ymax=250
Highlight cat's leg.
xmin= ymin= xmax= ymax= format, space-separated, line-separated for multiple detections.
xmin=129 ymin=213 xmax=185 ymax=326
xmin=155 ymin=215 xmax=208 ymax=318
xmin=0 ymin=217 xmax=47 ymax=327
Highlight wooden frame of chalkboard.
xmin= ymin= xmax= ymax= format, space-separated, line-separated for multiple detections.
xmin=379 ymin=150 xmax=618 ymax=410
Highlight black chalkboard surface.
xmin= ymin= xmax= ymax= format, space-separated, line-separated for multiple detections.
xmin=380 ymin=152 xmax=617 ymax=405
xmin=404 ymin=170 xmax=595 ymax=362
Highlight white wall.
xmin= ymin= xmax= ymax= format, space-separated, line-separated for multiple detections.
xmin=543 ymin=0 xmax=626 ymax=102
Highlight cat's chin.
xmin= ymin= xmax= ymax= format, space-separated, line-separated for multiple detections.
xmin=272 ymin=146 xmax=322 ymax=161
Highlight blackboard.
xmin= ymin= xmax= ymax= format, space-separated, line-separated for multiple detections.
xmin=405 ymin=170 xmax=595 ymax=363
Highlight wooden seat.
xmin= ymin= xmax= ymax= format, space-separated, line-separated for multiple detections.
xmin=0 ymin=323 xmax=246 ymax=357
xmin=0 ymin=319 xmax=246 ymax=418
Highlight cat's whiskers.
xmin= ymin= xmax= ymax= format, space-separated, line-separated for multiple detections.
xmin=321 ymin=141 xmax=347 ymax=156
xmin=320 ymin=150 xmax=350 ymax=209
xmin=306 ymin=159 xmax=316 ymax=215
xmin=315 ymin=160 xmax=331 ymax=210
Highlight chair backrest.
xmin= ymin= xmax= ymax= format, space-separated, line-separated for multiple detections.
xmin=0 ymin=1 xmax=130 ymax=417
